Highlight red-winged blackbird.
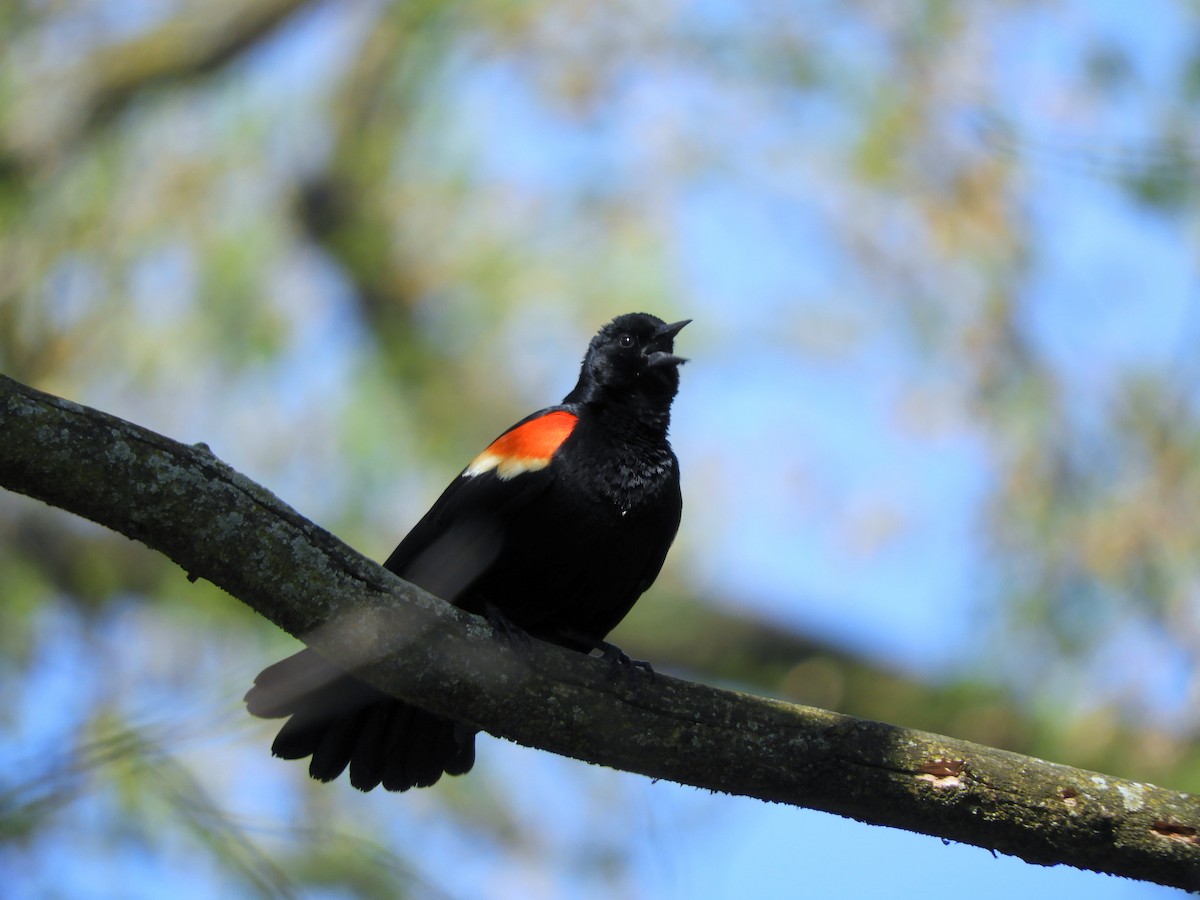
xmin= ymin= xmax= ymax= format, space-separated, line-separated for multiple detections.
xmin=244 ymin=313 xmax=688 ymax=792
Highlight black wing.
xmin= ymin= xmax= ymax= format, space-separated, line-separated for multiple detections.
xmin=243 ymin=405 xmax=579 ymax=792
xmin=382 ymin=405 xmax=577 ymax=605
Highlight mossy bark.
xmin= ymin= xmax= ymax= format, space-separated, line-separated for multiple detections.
xmin=3 ymin=373 xmax=1199 ymax=891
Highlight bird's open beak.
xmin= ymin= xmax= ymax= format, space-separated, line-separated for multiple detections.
xmin=647 ymin=318 xmax=691 ymax=367
xmin=654 ymin=319 xmax=691 ymax=342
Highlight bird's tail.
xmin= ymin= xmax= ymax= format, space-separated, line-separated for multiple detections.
xmin=244 ymin=649 xmax=475 ymax=792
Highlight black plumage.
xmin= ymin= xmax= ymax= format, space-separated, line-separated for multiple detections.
xmin=245 ymin=313 xmax=688 ymax=791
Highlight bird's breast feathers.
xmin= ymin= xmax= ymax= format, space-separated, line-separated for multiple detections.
xmin=463 ymin=409 xmax=579 ymax=480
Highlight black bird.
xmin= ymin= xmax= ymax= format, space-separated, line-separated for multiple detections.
xmin=244 ymin=313 xmax=689 ymax=792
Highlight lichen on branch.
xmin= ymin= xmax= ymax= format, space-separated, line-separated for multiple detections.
xmin=2 ymin=372 xmax=1199 ymax=892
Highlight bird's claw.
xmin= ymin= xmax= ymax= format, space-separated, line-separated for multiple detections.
xmin=484 ymin=603 xmax=533 ymax=650
xmin=598 ymin=641 xmax=655 ymax=687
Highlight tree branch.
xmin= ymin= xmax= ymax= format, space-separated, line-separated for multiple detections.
xmin=1 ymin=0 xmax=317 ymax=175
xmin=3 ymin=372 xmax=1199 ymax=891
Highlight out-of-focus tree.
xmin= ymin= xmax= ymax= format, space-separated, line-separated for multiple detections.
xmin=4 ymin=0 xmax=1200 ymax=895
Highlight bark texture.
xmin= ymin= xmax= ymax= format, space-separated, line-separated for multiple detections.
xmin=2 ymin=373 xmax=1199 ymax=891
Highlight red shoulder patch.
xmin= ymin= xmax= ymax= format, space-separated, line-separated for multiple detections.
xmin=464 ymin=410 xmax=578 ymax=480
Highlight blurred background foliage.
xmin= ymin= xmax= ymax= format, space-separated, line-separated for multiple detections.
xmin=3 ymin=0 xmax=1200 ymax=896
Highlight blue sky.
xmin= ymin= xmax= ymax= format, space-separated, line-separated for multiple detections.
xmin=348 ymin=2 xmax=1199 ymax=895
xmin=8 ymin=1 xmax=1200 ymax=897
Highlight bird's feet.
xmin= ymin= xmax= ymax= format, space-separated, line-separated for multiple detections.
xmin=596 ymin=640 xmax=655 ymax=689
xmin=483 ymin=603 xmax=533 ymax=651
xmin=555 ymin=628 xmax=656 ymax=686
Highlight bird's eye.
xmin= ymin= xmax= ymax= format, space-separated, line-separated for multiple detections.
xmin=618 ymin=334 xmax=636 ymax=348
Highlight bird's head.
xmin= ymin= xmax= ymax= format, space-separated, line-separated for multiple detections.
xmin=568 ymin=313 xmax=690 ymax=406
